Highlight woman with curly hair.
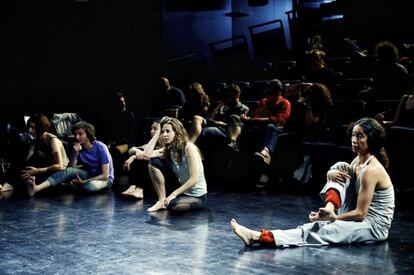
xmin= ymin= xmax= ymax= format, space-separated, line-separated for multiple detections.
xmin=231 ymin=117 xmax=394 ymax=248
xmin=144 ymin=117 xmax=207 ymax=212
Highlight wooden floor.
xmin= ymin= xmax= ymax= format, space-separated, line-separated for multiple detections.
xmin=0 ymin=189 xmax=413 ymax=274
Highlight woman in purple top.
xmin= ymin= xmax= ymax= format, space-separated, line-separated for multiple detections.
xmin=27 ymin=121 xmax=114 ymax=196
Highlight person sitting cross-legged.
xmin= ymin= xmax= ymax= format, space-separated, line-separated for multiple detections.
xmin=144 ymin=117 xmax=207 ymax=213
xmin=27 ymin=121 xmax=114 ymax=196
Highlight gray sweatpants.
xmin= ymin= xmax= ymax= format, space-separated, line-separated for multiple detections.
xmin=271 ymin=162 xmax=381 ymax=247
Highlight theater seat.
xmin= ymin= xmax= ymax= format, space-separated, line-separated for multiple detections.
xmin=387 ymin=126 xmax=414 ymax=192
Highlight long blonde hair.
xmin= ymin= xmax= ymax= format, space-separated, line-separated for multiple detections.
xmin=160 ymin=117 xmax=189 ymax=163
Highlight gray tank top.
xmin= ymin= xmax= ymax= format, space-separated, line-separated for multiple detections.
xmin=170 ymin=145 xmax=207 ymax=197
xmin=354 ymin=156 xmax=395 ymax=238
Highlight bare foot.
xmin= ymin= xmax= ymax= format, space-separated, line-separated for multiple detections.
xmin=230 ymin=219 xmax=260 ymax=246
xmin=147 ymin=200 xmax=166 ymax=212
xmin=131 ymin=187 xmax=144 ymax=199
xmin=122 ymin=185 xmax=136 ymax=196
xmin=1 ymin=183 xmax=14 ymax=192
xmin=26 ymin=176 xmax=36 ymax=197
xmin=309 ymin=203 xmax=335 ymax=222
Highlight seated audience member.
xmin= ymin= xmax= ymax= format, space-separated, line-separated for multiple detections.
xmin=372 ymin=41 xmax=409 ymax=100
xmin=144 ymin=117 xmax=207 ymax=213
xmin=121 ymin=120 xmax=163 ymax=199
xmin=375 ymin=70 xmax=414 ymax=128
xmin=241 ymin=79 xmax=291 ymax=131
xmin=358 ymin=41 xmax=409 ymax=115
xmin=1 ymin=114 xmax=69 ymax=193
xmin=182 ymin=82 xmax=210 ymax=131
xmin=190 ymin=84 xmax=249 ymax=151
xmin=231 ymin=118 xmax=394 ymax=248
xmin=27 ymin=121 xmax=114 ymax=196
xmin=301 ymin=49 xmax=339 ymax=93
xmin=107 ymin=92 xmax=137 ymax=155
xmin=106 ymin=93 xmax=136 ymax=182
xmin=160 ymin=76 xmax=186 ymax=117
xmin=253 ymin=82 xmax=331 ymax=165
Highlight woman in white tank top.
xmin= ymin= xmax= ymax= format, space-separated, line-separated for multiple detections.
xmin=231 ymin=117 xmax=394 ymax=248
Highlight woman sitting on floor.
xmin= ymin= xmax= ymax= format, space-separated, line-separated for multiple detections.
xmin=1 ymin=114 xmax=68 ymax=193
xmin=121 ymin=120 xmax=163 ymax=199
xmin=144 ymin=117 xmax=207 ymax=212
xmin=231 ymin=117 xmax=394 ymax=247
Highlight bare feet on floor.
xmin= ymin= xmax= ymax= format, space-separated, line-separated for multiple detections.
xmin=122 ymin=185 xmax=136 ymax=196
xmin=230 ymin=218 xmax=260 ymax=246
xmin=1 ymin=183 xmax=14 ymax=192
xmin=147 ymin=200 xmax=166 ymax=212
xmin=131 ymin=187 xmax=144 ymax=199
xmin=26 ymin=176 xmax=36 ymax=197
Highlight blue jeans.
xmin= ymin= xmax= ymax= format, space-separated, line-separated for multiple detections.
xmin=47 ymin=167 xmax=112 ymax=192
xmin=201 ymin=126 xmax=228 ymax=149
xmin=263 ymin=124 xmax=284 ymax=155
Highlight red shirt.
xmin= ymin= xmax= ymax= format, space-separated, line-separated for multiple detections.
xmin=253 ymin=95 xmax=291 ymax=126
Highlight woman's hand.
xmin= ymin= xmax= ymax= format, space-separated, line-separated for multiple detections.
xmin=135 ymin=150 xmax=148 ymax=160
xmin=164 ymin=193 xmax=177 ymax=207
xmin=327 ymin=169 xmax=351 ymax=184
xmin=73 ymin=143 xmax=82 ymax=154
xmin=71 ymin=173 xmax=84 ymax=185
xmin=374 ymin=113 xmax=385 ymax=123
xmin=309 ymin=206 xmax=337 ymax=222
xmin=123 ymin=156 xmax=136 ymax=171
xmin=21 ymin=166 xmax=39 ymax=179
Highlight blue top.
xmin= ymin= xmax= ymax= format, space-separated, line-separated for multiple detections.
xmin=78 ymin=141 xmax=114 ymax=182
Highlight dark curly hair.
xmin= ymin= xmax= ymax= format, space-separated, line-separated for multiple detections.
xmin=348 ymin=117 xmax=389 ymax=168
xmin=72 ymin=121 xmax=96 ymax=142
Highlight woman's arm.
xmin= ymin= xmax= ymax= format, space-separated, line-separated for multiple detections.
xmin=208 ymin=101 xmax=224 ymax=120
xmin=377 ymin=95 xmax=407 ymax=127
xmin=25 ymin=144 xmax=35 ymax=162
xmin=69 ymin=142 xmax=82 ymax=167
xmin=165 ymin=143 xmax=200 ymax=205
xmin=123 ymin=147 xmax=164 ymax=171
xmin=385 ymin=95 xmax=407 ymax=126
xmin=320 ymin=167 xmax=378 ymax=222
xmin=326 ymin=157 xmax=356 ymax=182
xmin=143 ymin=127 xmax=161 ymax=159
xmin=21 ymin=138 xmax=66 ymax=179
xmin=335 ymin=168 xmax=377 ymax=221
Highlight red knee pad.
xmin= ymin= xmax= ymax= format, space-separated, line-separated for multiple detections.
xmin=259 ymin=229 xmax=275 ymax=246
xmin=326 ymin=188 xmax=341 ymax=209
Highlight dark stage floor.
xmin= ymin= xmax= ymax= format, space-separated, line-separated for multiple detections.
xmin=1 ymin=190 xmax=413 ymax=274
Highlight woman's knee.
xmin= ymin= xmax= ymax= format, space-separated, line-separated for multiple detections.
xmin=192 ymin=115 xmax=204 ymax=127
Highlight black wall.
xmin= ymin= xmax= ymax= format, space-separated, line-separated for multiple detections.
xmin=1 ymin=0 xmax=164 ymax=130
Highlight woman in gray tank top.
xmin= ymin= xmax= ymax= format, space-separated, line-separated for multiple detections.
xmin=231 ymin=117 xmax=395 ymax=247
xmin=144 ymin=117 xmax=207 ymax=213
